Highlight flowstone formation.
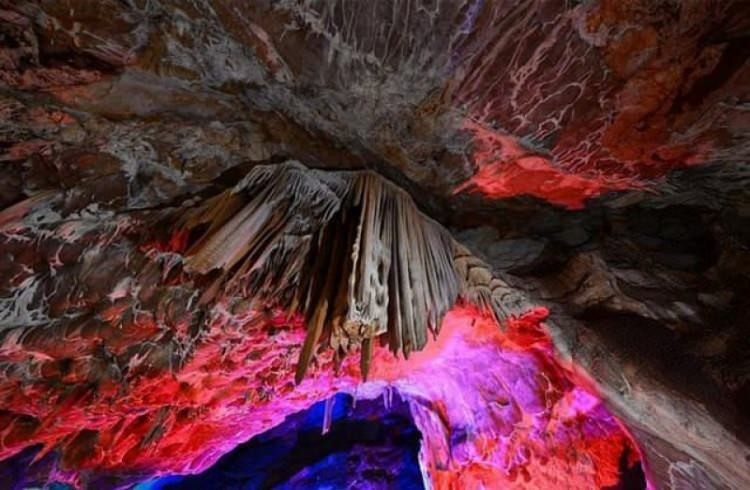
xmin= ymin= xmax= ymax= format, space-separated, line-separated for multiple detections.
xmin=1 ymin=1 xmax=749 ymax=489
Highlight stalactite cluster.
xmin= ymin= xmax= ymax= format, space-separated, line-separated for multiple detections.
xmin=179 ymin=162 xmax=492 ymax=381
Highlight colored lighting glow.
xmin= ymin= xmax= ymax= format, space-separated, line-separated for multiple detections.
xmin=137 ymin=392 xmax=425 ymax=489
xmin=0 ymin=301 xmax=645 ymax=488
xmin=455 ymin=120 xmax=635 ymax=209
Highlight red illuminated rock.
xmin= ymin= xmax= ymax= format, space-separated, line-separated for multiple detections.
xmin=1 ymin=0 xmax=749 ymax=488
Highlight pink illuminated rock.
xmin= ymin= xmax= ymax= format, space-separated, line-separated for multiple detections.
xmin=0 ymin=236 xmax=641 ymax=489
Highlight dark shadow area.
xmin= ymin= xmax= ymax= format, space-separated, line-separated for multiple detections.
xmin=603 ymin=446 xmax=647 ymax=490
xmin=137 ymin=392 xmax=424 ymax=490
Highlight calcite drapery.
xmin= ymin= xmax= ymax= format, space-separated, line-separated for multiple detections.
xmin=178 ymin=161 xmax=523 ymax=381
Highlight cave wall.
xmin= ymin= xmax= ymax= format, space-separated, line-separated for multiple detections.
xmin=1 ymin=0 xmax=749 ymax=488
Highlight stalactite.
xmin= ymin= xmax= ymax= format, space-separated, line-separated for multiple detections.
xmin=179 ymin=161 xmax=521 ymax=381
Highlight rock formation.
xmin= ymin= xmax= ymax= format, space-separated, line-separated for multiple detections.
xmin=1 ymin=1 xmax=748 ymax=488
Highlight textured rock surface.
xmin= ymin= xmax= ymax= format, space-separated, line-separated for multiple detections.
xmin=0 ymin=306 xmax=643 ymax=489
xmin=143 ymin=392 xmax=425 ymax=490
xmin=1 ymin=0 xmax=749 ymax=488
xmin=3 ymin=393 xmax=426 ymax=489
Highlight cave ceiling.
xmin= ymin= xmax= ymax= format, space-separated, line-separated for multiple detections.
xmin=1 ymin=1 xmax=749 ymax=489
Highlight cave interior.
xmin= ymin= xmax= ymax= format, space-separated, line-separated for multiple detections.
xmin=0 ymin=1 xmax=749 ymax=489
